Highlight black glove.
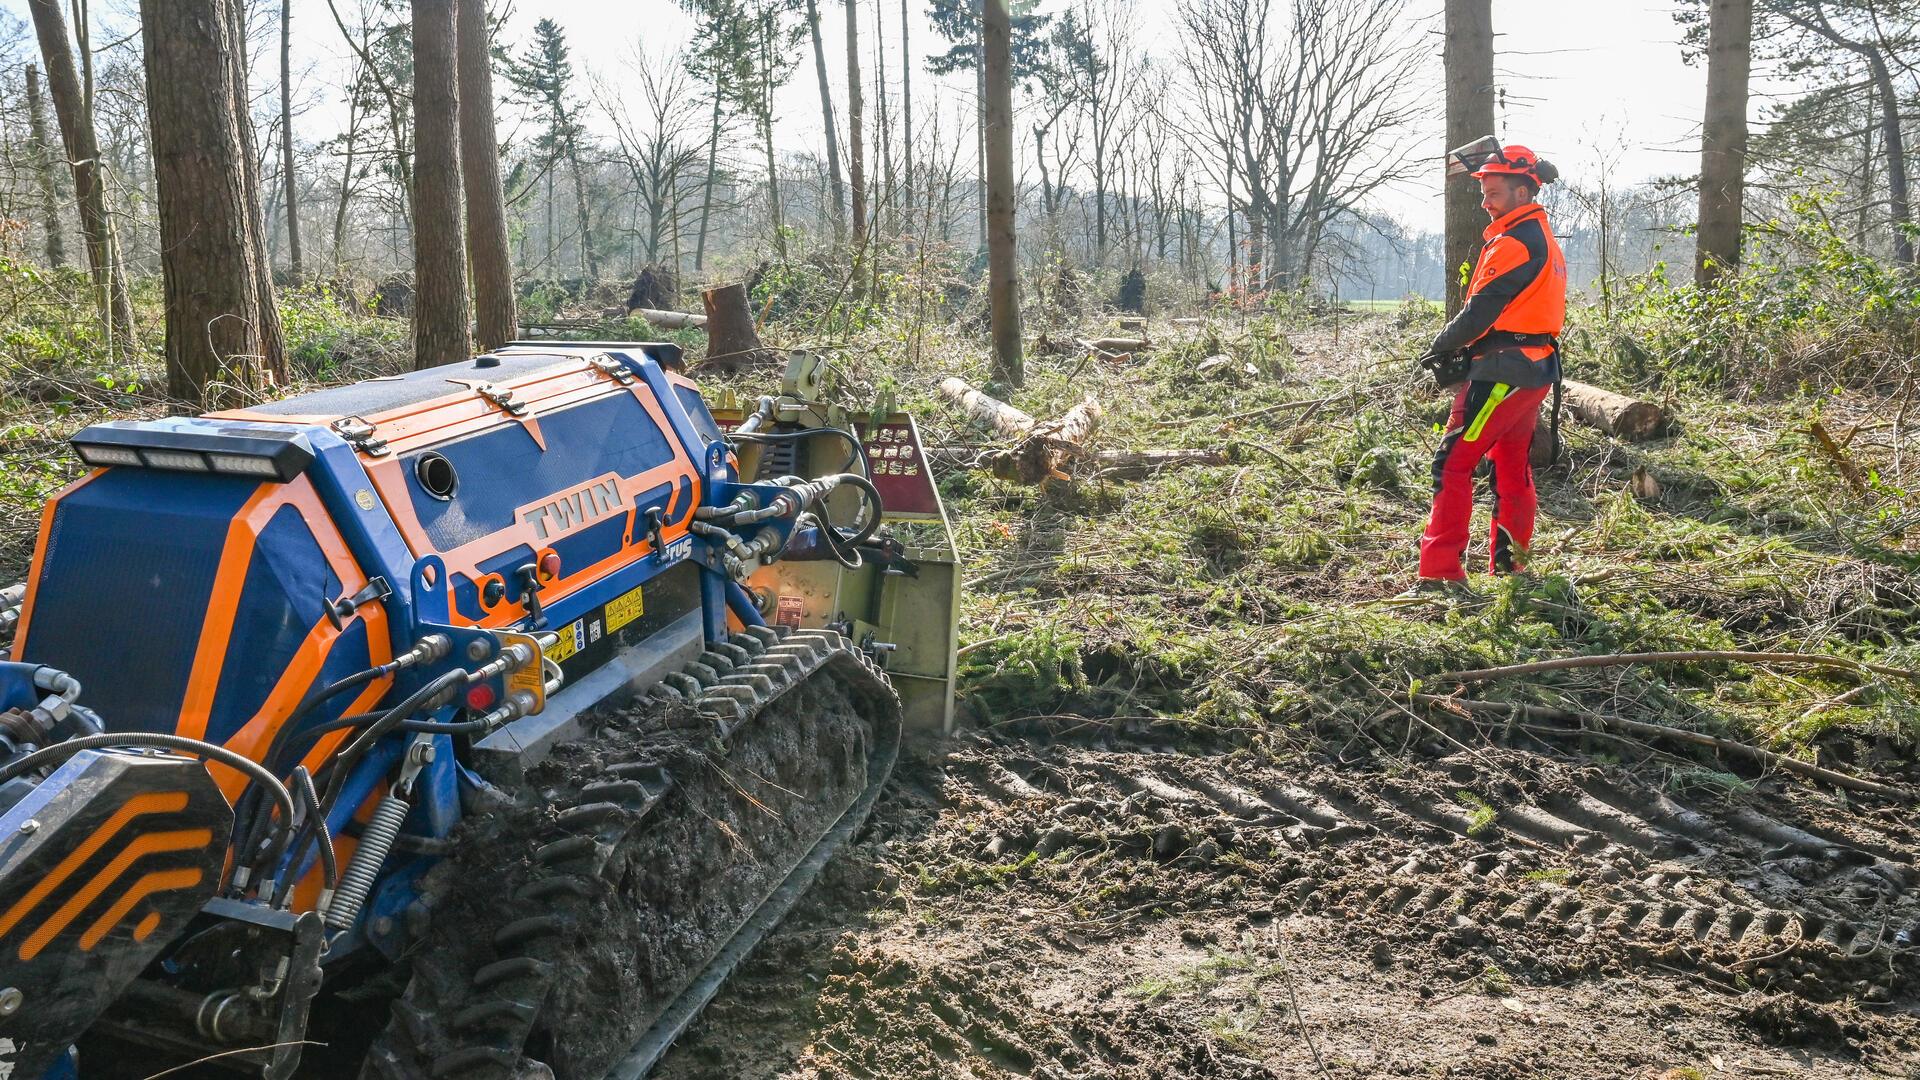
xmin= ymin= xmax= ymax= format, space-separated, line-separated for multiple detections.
xmin=1417 ymin=350 xmax=1471 ymax=390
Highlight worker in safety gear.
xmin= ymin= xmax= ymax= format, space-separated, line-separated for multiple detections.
xmin=1414 ymin=143 xmax=1565 ymax=593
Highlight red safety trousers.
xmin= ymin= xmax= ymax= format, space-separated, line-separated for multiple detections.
xmin=1419 ymin=381 xmax=1552 ymax=580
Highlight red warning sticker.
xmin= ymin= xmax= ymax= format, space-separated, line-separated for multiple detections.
xmin=775 ymin=594 xmax=806 ymax=629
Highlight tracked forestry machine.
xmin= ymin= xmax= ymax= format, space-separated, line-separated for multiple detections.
xmin=0 ymin=343 xmax=957 ymax=1078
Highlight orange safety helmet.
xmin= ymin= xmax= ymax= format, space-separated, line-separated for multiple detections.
xmin=1472 ymin=144 xmax=1557 ymax=186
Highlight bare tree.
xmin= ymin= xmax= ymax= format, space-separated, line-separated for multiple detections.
xmin=846 ymin=0 xmax=868 ymax=247
xmin=281 ymin=0 xmax=303 ymax=283
xmin=459 ymin=0 xmax=514 ymax=349
xmin=1177 ymin=0 xmax=1427 ymax=294
xmin=901 ymin=0 xmax=912 ymax=218
xmin=597 ymin=48 xmax=704 ymax=266
xmin=28 ymin=0 xmax=134 ymax=350
xmin=24 ymin=65 xmax=65 ymax=269
xmin=1696 ymin=0 xmax=1751 ymax=285
xmin=984 ymin=0 xmax=1022 ymax=386
xmin=1055 ymin=0 xmax=1136 ymax=262
xmin=412 ymin=0 xmax=470 ymax=368
xmin=1443 ymin=0 xmax=1492 ymax=312
xmin=804 ymin=0 xmax=847 ymax=239
xmin=141 ymin=0 xmax=279 ymax=405
xmin=1769 ymin=0 xmax=1913 ymax=265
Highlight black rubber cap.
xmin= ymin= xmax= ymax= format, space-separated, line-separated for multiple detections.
xmin=473 ymin=354 xmax=501 ymax=368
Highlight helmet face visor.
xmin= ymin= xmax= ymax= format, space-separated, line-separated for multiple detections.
xmin=1446 ymin=135 xmax=1503 ymax=179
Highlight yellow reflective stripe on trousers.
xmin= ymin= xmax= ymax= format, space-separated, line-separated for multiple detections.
xmin=1464 ymin=383 xmax=1510 ymax=442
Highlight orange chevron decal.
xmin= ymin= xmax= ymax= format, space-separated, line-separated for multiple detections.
xmin=0 ymin=791 xmax=187 ymax=940
xmin=79 ymin=866 xmax=205 ymax=951
xmin=18 ymin=827 xmax=213 ymax=960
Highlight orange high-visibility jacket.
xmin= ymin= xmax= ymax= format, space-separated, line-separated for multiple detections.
xmin=1431 ymin=202 xmax=1567 ymax=388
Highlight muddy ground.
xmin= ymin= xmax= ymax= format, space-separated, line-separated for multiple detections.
xmin=653 ymin=720 xmax=1920 ymax=1079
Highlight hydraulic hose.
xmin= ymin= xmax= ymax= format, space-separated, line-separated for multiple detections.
xmin=725 ymin=580 xmax=767 ymax=628
xmin=317 ymin=669 xmax=467 ymax=816
xmin=270 ymin=766 xmax=336 ymax=909
xmin=729 ymin=426 xmax=870 ymax=475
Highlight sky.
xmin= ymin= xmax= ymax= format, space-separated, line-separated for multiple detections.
xmin=1 ymin=0 xmax=1758 ymax=230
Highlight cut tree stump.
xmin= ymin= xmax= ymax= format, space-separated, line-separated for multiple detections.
xmin=987 ymin=395 xmax=1103 ymax=484
xmin=1562 ymin=379 xmax=1665 ymax=440
xmin=701 ymin=282 xmax=774 ymax=372
xmin=630 ymin=307 xmax=707 ymax=330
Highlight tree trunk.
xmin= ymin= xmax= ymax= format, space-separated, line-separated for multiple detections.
xmin=701 ymin=282 xmax=772 ymax=373
xmin=141 ymin=0 xmax=275 ymax=407
xmin=982 ymin=0 xmax=1022 ymax=388
xmin=695 ymin=89 xmax=722 ymax=271
xmin=805 ymin=0 xmax=846 ymax=241
xmin=1865 ymin=50 xmax=1913 ymax=266
xmin=457 ymin=0 xmax=515 ymax=350
xmin=565 ymin=131 xmax=598 ymax=278
xmin=280 ymin=0 xmax=303 ymax=284
xmin=1443 ymin=0 xmax=1493 ymax=315
xmin=846 ymin=0 xmax=867 ymax=248
xmin=900 ymin=0 xmax=912 ymax=218
xmin=225 ymin=0 xmax=286 ymax=381
xmin=1694 ymin=0 xmax=1749 ymax=286
xmin=411 ymin=0 xmax=471 ymax=369
xmin=28 ymin=0 xmax=133 ymax=351
xmin=25 ymin=65 xmax=66 ymax=269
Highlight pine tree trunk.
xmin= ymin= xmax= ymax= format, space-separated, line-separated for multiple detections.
xmin=806 ymin=0 xmax=846 ymax=241
xmin=1694 ymin=0 xmax=1749 ymax=285
xmin=982 ymin=0 xmax=1022 ymax=388
xmin=566 ymin=133 xmax=597 ymax=278
xmin=695 ymin=89 xmax=722 ymax=271
xmin=1866 ymin=50 xmax=1914 ymax=266
xmin=28 ymin=0 xmax=133 ymax=352
xmin=225 ymin=0 xmax=285 ymax=381
xmin=457 ymin=0 xmax=515 ymax=349
xmin=25 ymin=65 xmax=65 ymax=269
xmin=900 ymin=0 xmax=912 ymax=218
xmin=141 ymin=0 xmax=274 ymax=407
xmin=846 ymin=0 xmax=867 ymax=248
xmin=411 ymin=0 xmax=471 ymax=369
xmin=1443 ymin=0 xmax=1493 ymax=315
xmin=280 ymin=0 xmax=303 ymax=284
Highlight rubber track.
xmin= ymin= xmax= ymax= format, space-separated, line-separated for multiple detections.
xmin=364 ymin=627 xmax=900 ymax=1080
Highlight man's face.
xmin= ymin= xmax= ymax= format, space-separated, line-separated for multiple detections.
xmin=1480 ymin=174 xmax=1528 ymax=219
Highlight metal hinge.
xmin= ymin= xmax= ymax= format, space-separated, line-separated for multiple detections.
xmin=332 ymin=415 xmax=389 ymax=457
xmin=589 ymin=355 xmax=635 ymax=384
xmin=473 ymin=382 xmax=528 ymax=416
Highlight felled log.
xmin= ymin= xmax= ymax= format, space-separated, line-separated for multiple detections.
xmin=939 ymin=377 xmax=1037 ymax=438
xmin=1090 ymin=448 xmax=1228 ymax=480
xmin=987 ymin=396 xmax=1103 ymax=484
xmin=1562 ymin=379 xmax=1664 ymax=440
xmin=700 ymin=282 xmax=774 ymax=373
xmin=1083 ymin=336 xmax=1151 ymax=354
xmin=630 ymin=307 xmax=707 ymax=330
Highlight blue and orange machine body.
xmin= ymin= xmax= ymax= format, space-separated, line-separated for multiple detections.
xmin=0 ymin=343 xmax=797 ymax=1076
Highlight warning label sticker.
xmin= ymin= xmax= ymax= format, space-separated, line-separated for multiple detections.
xmin=775 ymin=594 xmax=806 ymax=629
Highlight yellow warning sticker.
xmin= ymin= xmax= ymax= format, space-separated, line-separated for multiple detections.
xmin=544 ymin=620 xmax=583 ymax=664
xmin=606 ymin=584 xmax=646 ymax=633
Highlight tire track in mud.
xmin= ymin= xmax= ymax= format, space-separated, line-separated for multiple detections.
xmin=953 ymin=737 xmax=1919 ymax=1002
xmin=656 ymin=733 xmax=1920 ymax=1078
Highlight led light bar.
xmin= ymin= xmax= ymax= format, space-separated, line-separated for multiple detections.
xmin=70 ymin=421 xmax=316 ymax=482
